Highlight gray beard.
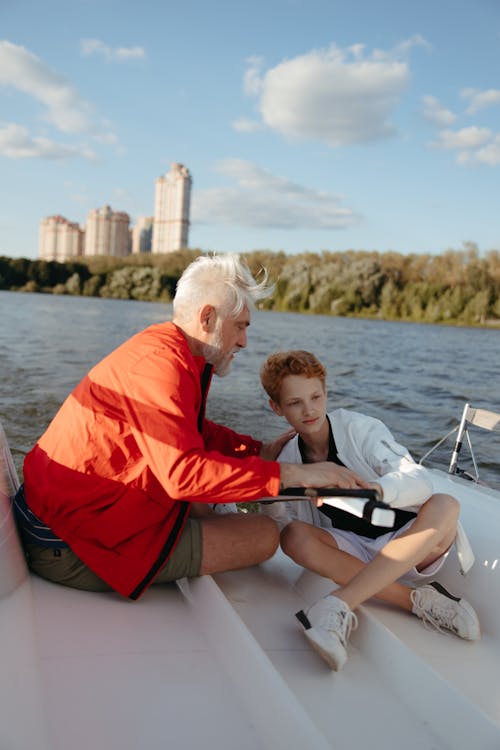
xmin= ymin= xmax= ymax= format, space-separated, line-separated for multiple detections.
xmin=201 ymin=330 xmax=233 ymax=378
xmin=213 ymin=354 xmax=233 ymax=378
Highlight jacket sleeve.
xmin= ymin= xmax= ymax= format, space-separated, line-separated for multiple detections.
xmin=202 ymin=418 xmax=262 ymax=457
xmin=355 ymin=416 xmax=433 ymax=509
xmin=120 ymin=348 xmax=280 ymax=504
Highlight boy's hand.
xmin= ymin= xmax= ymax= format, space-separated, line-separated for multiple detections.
xmin=260 ymin=429 xmax=296 ymax=461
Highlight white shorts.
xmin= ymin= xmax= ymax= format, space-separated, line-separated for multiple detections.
xmin=326 ymin=518 xmax=449 ymax=586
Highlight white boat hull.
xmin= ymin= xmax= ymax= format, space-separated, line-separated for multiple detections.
xmin=1 ymin=418 xmax=499 ymax=749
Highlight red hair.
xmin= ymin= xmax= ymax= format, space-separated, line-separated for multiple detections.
xmin=260 ymin=350 xmax=326 ymax=404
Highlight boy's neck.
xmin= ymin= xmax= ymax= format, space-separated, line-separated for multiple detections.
xmin=298 ymin=418 xmax=330 ymax=463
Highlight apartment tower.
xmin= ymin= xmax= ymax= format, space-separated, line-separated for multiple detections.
xmin=84 ymin=205 xmax=130 ymax=257
xmin=152 ymin=163 xmax=192 ymax=254
xmin=39 ymin=216 xmax=84 ymax=261
xmin=131 ymin=216 xmax=153 ymax=254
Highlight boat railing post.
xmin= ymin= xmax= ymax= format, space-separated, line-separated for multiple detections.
xmin=448 ymin=403 xmax=470 ymax=475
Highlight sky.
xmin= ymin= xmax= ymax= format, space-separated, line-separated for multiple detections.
xmin=1 ymin=0 xmax=499 ymax=260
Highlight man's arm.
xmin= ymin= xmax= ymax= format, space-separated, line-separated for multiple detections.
xmin=260 ymin=429 xmax=297 ymax=461
xmin=202 ymin=419 xmax=263 ymax=457
xmin=280 ymin=461 xmax=370 ymax=491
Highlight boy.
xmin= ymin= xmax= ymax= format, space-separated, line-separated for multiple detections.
xmin=260 ymin=350 xmax=480 ymax=671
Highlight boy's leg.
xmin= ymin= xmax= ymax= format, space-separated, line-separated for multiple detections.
xmin=281 ymin=493 xmax=459 ymax=611
xmin=281 ymin=520 xmax=414 ymax=610
xmin=289 ymin=494 xmax=479 ymax=670
xmin=332 ymin=493 xmax=459 ymax=610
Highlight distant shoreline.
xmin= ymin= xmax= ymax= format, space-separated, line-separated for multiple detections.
xmin=1 ymin=247 xmax=499 ymax=329
xmin=2 ymin=286 xmax=499 ymax=332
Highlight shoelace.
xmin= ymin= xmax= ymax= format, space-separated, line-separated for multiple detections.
xmin=410 ymin=590 xmax=459 ymax=635
xmin=320 ymin=607 xmax=359 ymax=646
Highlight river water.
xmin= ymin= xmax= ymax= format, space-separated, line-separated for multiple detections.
xmin=1 ymin=290 xmax=499 ymax=488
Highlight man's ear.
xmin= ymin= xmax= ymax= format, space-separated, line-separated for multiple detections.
xmin=200 ymin=304 xmax=216 ymax=332
xmin=269 ymin=398 xmax=283 ymax=417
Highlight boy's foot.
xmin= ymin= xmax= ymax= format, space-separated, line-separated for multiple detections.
xmin=410 ymin=581 xmax=481 ymax=641
xmin=295 ymin=595 xmax=358 ymax=671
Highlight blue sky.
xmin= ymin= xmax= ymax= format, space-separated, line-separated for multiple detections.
xmin=1 ymin=0 xmax=499 ymax=260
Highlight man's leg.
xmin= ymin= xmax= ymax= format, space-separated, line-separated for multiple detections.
xmin=25 ymin=514 xmax=279 ymax=592
xmin=25 ymin=544 xmax=113 ymax=591
xmin=199 ymin=513 xmax=279 ymax=575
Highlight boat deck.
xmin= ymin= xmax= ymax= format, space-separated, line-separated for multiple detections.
xmin=1 ymin=466 xmax=500 ymax=749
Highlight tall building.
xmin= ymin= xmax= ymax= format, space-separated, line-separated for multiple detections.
xmin=39 ymin=215 xmax=84 ymax=261
xmin=84 ymin=205 xmax=130 ymax=257
xmin=152 ymin=163 xmax=192 ymax=254
xmin=131 ymin=216 xmax=153 ymax=254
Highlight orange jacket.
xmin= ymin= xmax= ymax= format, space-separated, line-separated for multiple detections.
xmin=23 ymin=322 xmax=280 ymax=598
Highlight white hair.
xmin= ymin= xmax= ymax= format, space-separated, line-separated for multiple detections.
xmin=173 ymin=253 xmax=274 ymax=323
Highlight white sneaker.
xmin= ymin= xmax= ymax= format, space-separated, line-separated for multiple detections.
xmin=296 ymin=595 xmax=358 ymax=671
xmin=212 ymin=503 xmax=239 ymax=514
xmin=410 ymin=581 xmax=481 ymax=641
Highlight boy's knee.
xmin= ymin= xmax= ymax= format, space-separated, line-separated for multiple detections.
xmin=427 ymin=493 xmax=460 ymax=524
xmin=280 ymin=520 xmax=306 ymax=557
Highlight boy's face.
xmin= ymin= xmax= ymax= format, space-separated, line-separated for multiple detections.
xmin=271 ymin=375 xmax=327 ymax=437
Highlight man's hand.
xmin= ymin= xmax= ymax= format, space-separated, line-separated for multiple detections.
xmin=260 ymin=429 xmax=296 ymax=461
xmin=367 ymin=481 xmax=383 ymax=499
xmin=280 ymin=461 xmax=370 ymax=491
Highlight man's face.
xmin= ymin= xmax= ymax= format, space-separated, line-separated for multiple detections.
xmin=272 ymin=375 xmax=328 ymax=437
xmin=203 ymin=305 xmax=250 ymax=377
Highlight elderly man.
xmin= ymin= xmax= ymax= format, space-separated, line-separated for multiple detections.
xmin=17 ymin=254 xmax=366 ymax=599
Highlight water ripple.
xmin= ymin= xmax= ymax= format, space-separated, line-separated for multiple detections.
xmin=1 ymin=292 xmax=499 ymax=488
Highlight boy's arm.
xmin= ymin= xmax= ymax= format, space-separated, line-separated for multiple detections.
xmin=360 ymin=421 xmax=433 ymax=508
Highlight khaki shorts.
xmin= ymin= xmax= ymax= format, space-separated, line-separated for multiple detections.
xmin=24 ymin=518 xmax=203 ymax=593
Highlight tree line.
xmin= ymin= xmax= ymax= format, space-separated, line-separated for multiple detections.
xmin=1 ymin=244 xmax=499 ymax=326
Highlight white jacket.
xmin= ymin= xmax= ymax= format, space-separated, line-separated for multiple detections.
xmin=264 ymin=409 xmax=474 ymax=574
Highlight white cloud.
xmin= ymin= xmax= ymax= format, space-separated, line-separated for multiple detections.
xmin=461 ymin=87 xmax=500 ymax=114
xmin=429 ymin=126 xmax=500 ymax=166
xmin=0 ymin=40 xmax=96 ymax=134
xmin=192 ymin=159 xmax=357 ymax=230
xmin=467 ymin=135 xmax=500 ymax=165
xmin=392 ymin=34 xmax=431 ymax=56
xmin=431 ymin=127 xmax=492 ymax=150
xmin=421 ymin=95 xmax=457 ymax=126
xmin=0 ymin=40 xmax=118 ymax=159
xmin=80 ymin=39 xmax=146 ymax=62
xmin=243 ymin=56 xmax=264 ymax=96
xmin=421 ymin=88 xmax=500 ymax=167
xmin=237 ymin=40 xmax=422 ymax=147
xmin=231 ymin=117 xmax=262 ymax=133
xmin=0 ymin=122 xmax=97 ymax=161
